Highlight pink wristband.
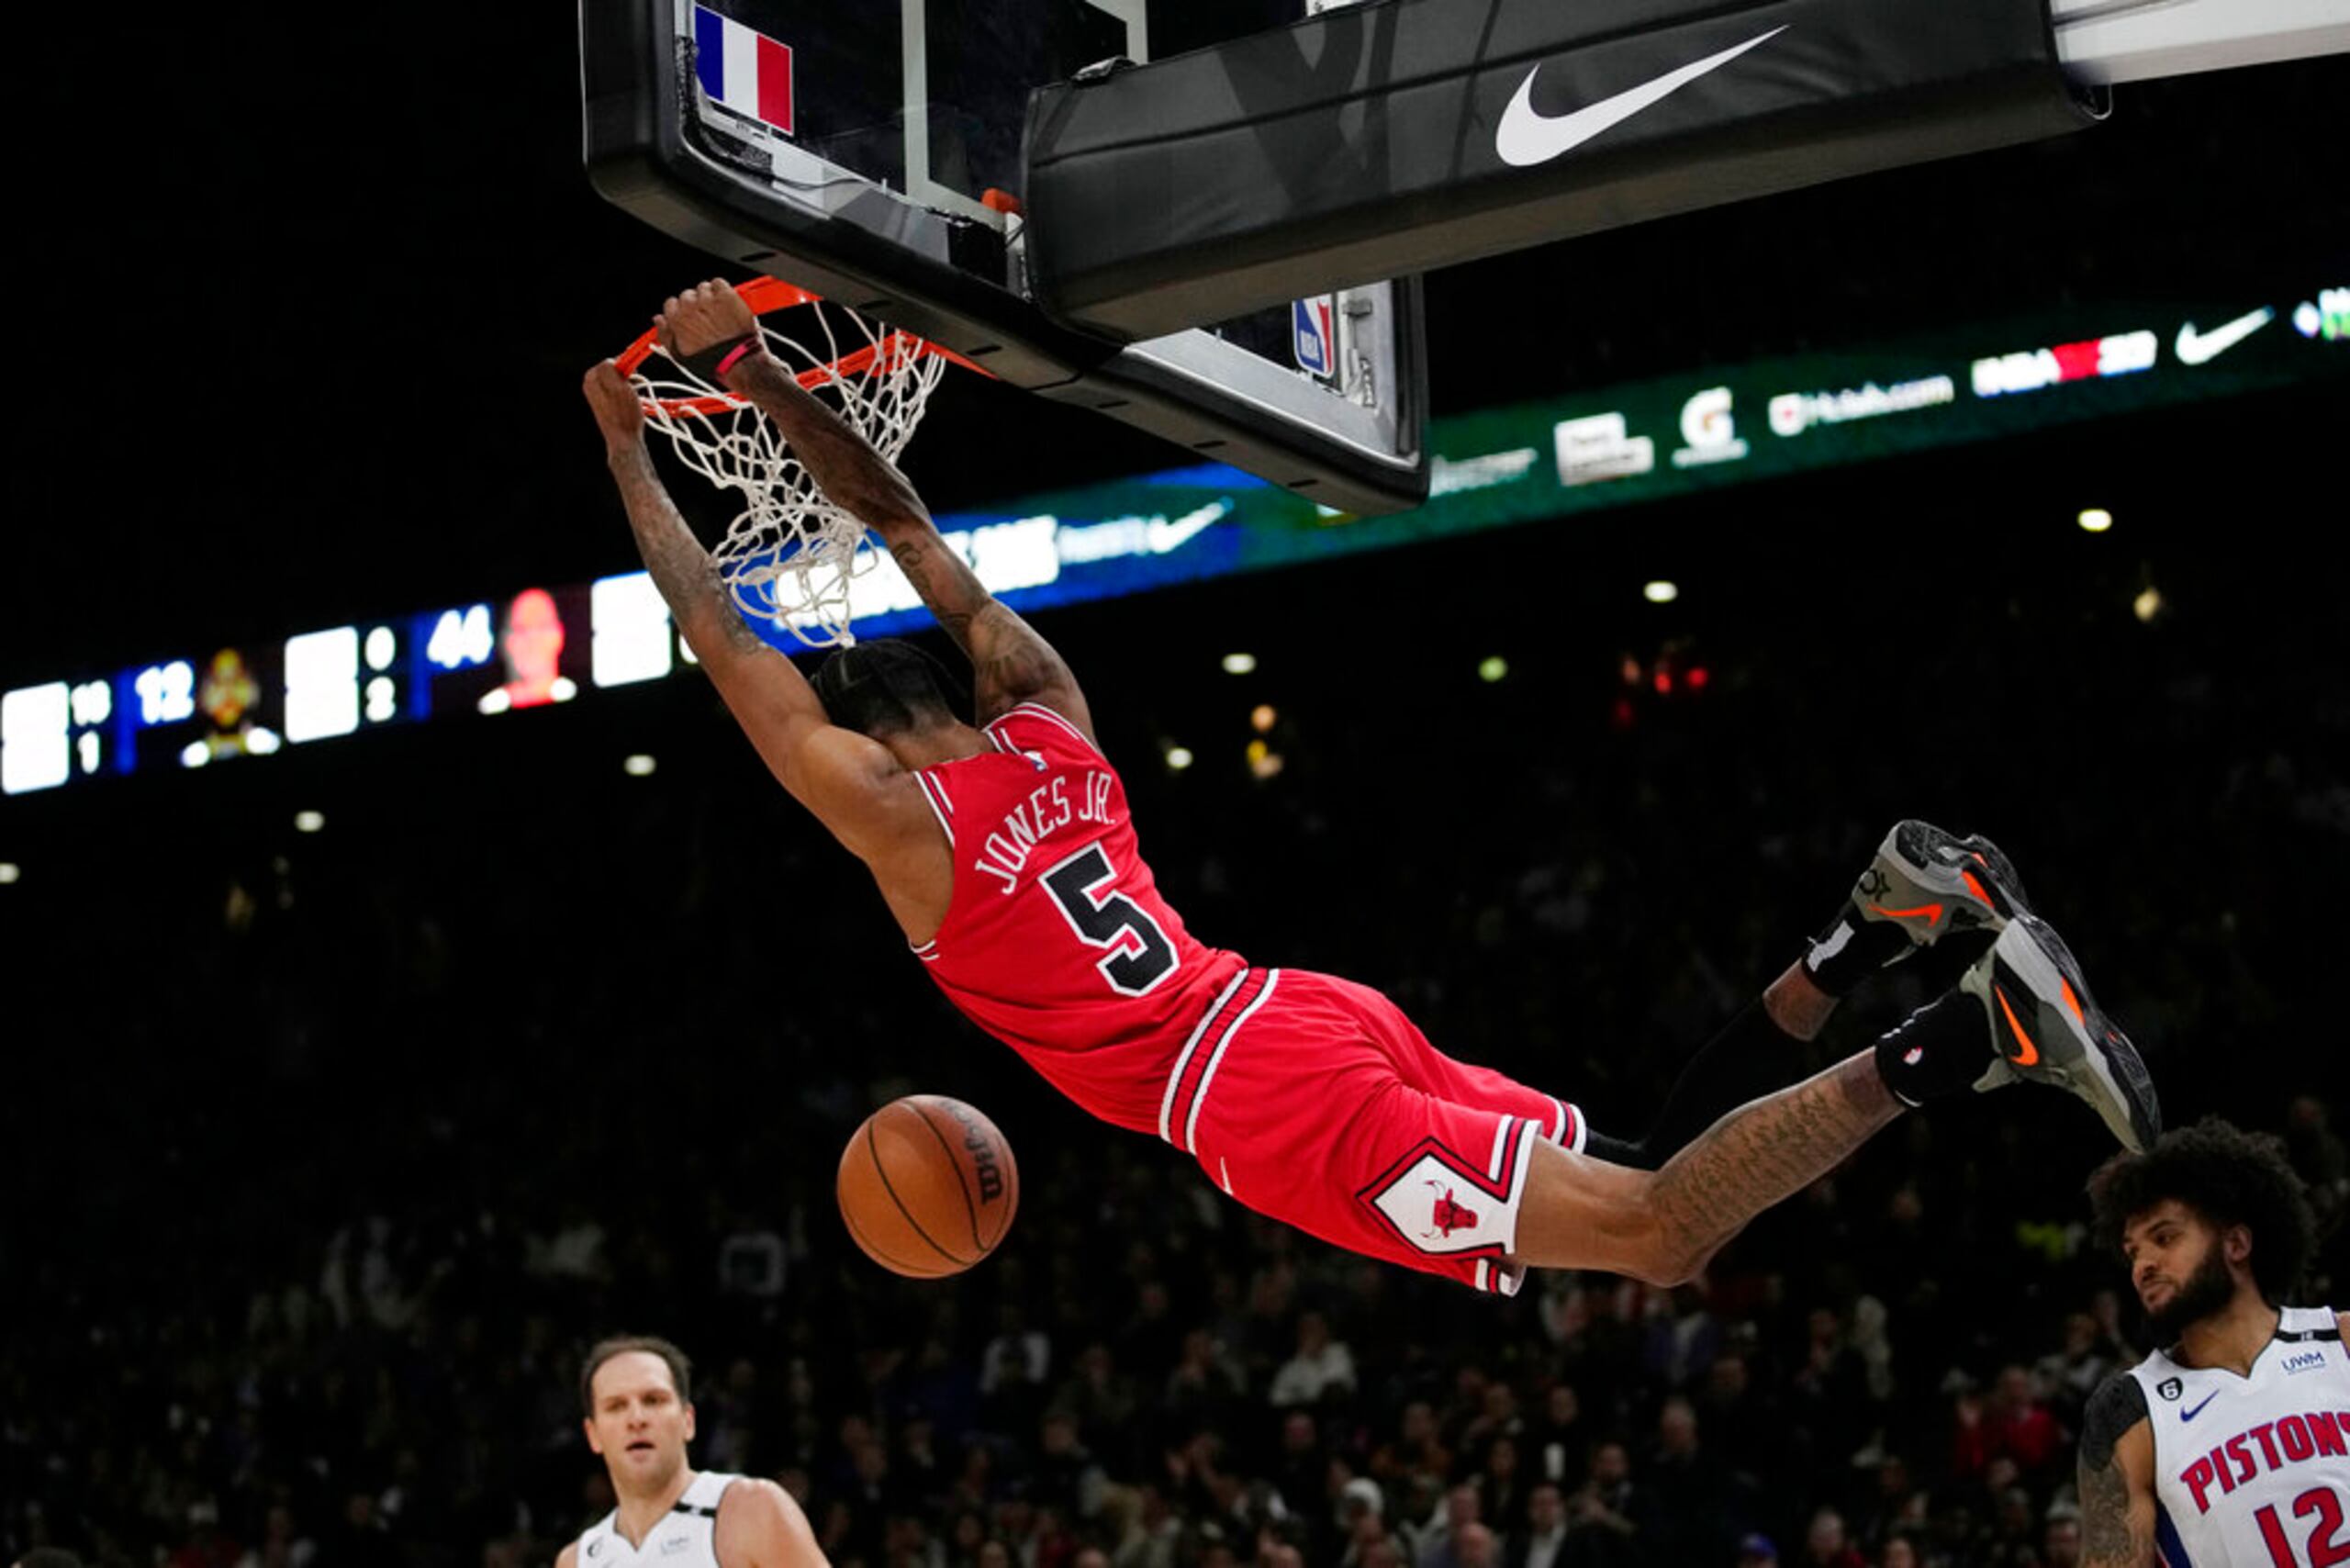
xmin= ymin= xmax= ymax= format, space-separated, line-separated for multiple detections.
xmin=715 ymin=337 xmax=763 ymax=378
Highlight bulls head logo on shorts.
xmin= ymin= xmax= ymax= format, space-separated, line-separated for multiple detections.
xmin=1362 ymin=1138 xmax=1519 ymax=1257
xmin=1424 ymin=1182 xmax=1482 ymax=1239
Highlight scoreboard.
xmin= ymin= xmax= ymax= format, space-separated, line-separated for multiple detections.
xmin=0 ymin=582 xmax=634 ymax=794
xmin=4 ymin=283 xmax=2342 ymax=799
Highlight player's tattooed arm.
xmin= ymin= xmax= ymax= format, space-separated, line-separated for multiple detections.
xmin=655 ymin=280 xmax=1094 ymax=736
xmin=882 ymin=535 xmax=1093 ymax=736
xmin=587 ymin=361 xmax=905 ymax=829
xmin=723 ymin=351 xmax=937 ymax=540
xmin=587 ymin=364 xmax=770 ymax=666
xmin=720 ymin=375 xmax=1092 ymax=735
xmin=645 ymin=277 xmax=933 ymax=539
xmin=640 ymin=293 xmax=1081 ymax=734
xmin=2078 ymin=1374 xmax=2157 ymax=1568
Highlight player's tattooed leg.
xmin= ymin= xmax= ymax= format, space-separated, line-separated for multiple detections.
xmin=1642 ymin=1053 xmax=1899 ymax=1278
xmin=1762 ymin=960 xmax=1837 ymax=1042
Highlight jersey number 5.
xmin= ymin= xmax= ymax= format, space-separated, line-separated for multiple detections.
xmin=1041 ymin=844 xmax=1178 ymax=996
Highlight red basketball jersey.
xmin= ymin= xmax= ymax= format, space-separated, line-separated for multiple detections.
xmin=909 ymin=702 xmax=1246 ymax=1134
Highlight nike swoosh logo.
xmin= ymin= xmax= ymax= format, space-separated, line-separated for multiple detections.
xmin=2181 ymin=1390 xmax=2219 ymax=1421
xmin=1496 ymin=28 xmax=1787 ymax=169
xmin=1992 ymin=984 xmax=2042 ymax=1069
xmin=1145 ymin=499 xmax=1232 ymax=555
xmin=2176 ymin=308 xmax=2274 ymax=366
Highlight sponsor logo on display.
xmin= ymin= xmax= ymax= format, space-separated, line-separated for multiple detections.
xmin=1671 ymin=386 xmax=1749 ymax=467
xmin=2175 ymin=307 xmax=2275 ymax=366
xmin=2281 ymin=1350 xmax=2326 ymax=1374
xmin=1768 ymin=375 xmax=1957 ymax=436
xmin=1496 ymin=28 xmax=1787 ymax=168
xmin=1054 ymin=499 xmax=1234 ymax=565
xmin=2292 ymin=286 xmax=2348 ymax=341
xmin=820 ymin=500 xmax=1237 ymax=628
xmin=1430 ymin=447 xmax=1540 ymax=497
xmin=1554 ymin=412 xmax=1655 ymax=486
xmin=2180 ymin=1389 xmax=2219 ymax=1422
xmin=1971 ymin=331 xmax=2157 ymax=398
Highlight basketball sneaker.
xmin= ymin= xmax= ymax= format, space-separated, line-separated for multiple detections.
xmin=1858 ymin=819 xmax=2032 ymax=946
xmin=1963 ymin=912 xmax=2162 ymax=1151
xmin=1806 ymin=820 xmax=2032 ymax=994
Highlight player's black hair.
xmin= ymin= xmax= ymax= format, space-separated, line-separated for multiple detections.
xmin=811 ymin=638 xmax=968 ymax=737
xmin=16 ymin=1551 xmax=85 ymax=1568
xmin=578 ymin=1334 xmax=693 ymax=1417
xmin=2087 ymin=1117 xmax=2318 ymax=1304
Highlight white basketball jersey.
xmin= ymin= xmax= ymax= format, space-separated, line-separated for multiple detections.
xmin=575 ymin=1471 xmax=741 ymax=1568
xmin=2128 ymin=1306 xmax=2350 ymax=1567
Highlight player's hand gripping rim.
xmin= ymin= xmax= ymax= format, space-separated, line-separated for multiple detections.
xmin=655 ymin=278 xmax=767 ymax=385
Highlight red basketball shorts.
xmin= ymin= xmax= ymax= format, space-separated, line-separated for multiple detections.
xmin=1156 ymin=968 xmax=1587 ymax=1294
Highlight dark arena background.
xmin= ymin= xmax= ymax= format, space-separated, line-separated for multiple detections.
xmin=3 ymin=6 xmax=2345 ymax=1568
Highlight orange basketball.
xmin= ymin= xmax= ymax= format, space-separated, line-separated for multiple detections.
xmin=836 ymin=1095 xmax=1019 ymax=1277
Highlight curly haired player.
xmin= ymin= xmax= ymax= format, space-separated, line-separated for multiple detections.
xmin=580 ymin=278 xmax=2160 ymax=1295
xmin=2075 ymin=1120 xmax=2347 ymax=1568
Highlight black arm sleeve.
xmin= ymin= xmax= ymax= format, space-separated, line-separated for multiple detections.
xmin=2080 ymin=1372 xmax=2150 ymax=1470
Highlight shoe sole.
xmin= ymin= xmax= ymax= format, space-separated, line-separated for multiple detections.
xmin=1859 ymin=820 xmax=2033 ymax=946
xmin=1971 ymin=913 xmax=2162 ymax=1151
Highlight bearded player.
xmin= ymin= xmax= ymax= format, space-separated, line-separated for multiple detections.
xmin=580 ymin=277 xmax=2160 ymax=1296
xmin=558 ymin=1337 xmax=827 ymax=1568
xmin=2075 ymin=1121 xmax=2349 ymax=1568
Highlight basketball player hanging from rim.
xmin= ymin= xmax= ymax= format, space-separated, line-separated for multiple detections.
xmin=582 ymin=278 xmax=2163 ymax=1296
xmin=2072 ymin=1120 xmax=2349 ymax=1568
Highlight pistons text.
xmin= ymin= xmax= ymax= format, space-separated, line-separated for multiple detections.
xmin=2178 ymin=1409 xmax=2350 ymax=1513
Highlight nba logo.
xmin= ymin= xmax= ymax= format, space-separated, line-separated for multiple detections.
xmin=1293 ymin=296 xmax=1336 ymax=379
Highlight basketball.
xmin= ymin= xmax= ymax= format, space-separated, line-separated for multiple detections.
xmin=836 ymin=1095 xmax=1019 ymax=1277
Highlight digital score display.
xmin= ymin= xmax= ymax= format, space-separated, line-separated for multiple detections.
xmin=412 ymin=586 xmax=592 ymax=720
xmin=590 ymin=572 xmax=677 ymax=689
xmin=1 ymin=684 xmax=71 ymax=795
xmin=2 ymin=286 xmax=2339 ymax=798
xmin=129 ymin=646 xmax=286 ymax=772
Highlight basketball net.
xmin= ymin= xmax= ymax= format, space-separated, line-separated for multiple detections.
xmin=616 ymin=279 xmax=964 ymax=650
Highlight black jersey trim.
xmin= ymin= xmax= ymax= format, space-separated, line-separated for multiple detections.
xmin=671 ymin=1502 xmax=719 ymax=1518
xmin=2080 ymin=1373 xmax=2150 ymax=1469
xmin=2277 ymin=1325 xmax=2343 ymax=1344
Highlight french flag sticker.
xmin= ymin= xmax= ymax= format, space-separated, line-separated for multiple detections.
xmin=694 ymin=6 xmax=795 ymax=136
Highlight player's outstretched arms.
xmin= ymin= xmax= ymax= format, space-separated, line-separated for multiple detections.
xmin=583 ymin=361 xmax=921 ymax=857
xmin=714 ymin=1477 xmax=834 ymax=1567
xmin=2077 ymin=1374 xmax=2158 ymax=1568
xmin=585 ymin=360 xmax=778 ymax=673
xmin=656 ymin=279 xmax=1094 ymax=740
xmin=876 ymin=523 xmax=1093 ymax=742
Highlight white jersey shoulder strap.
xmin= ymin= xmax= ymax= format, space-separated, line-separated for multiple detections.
xmin=573 ymin=1473 xmax=743 ymax=1568
xmin=2276 ymin=1304 xmax=2344 ymax=1340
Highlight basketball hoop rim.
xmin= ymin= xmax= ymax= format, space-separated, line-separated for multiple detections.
xmin=615 ymin=276 xmax=990 ymax=418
